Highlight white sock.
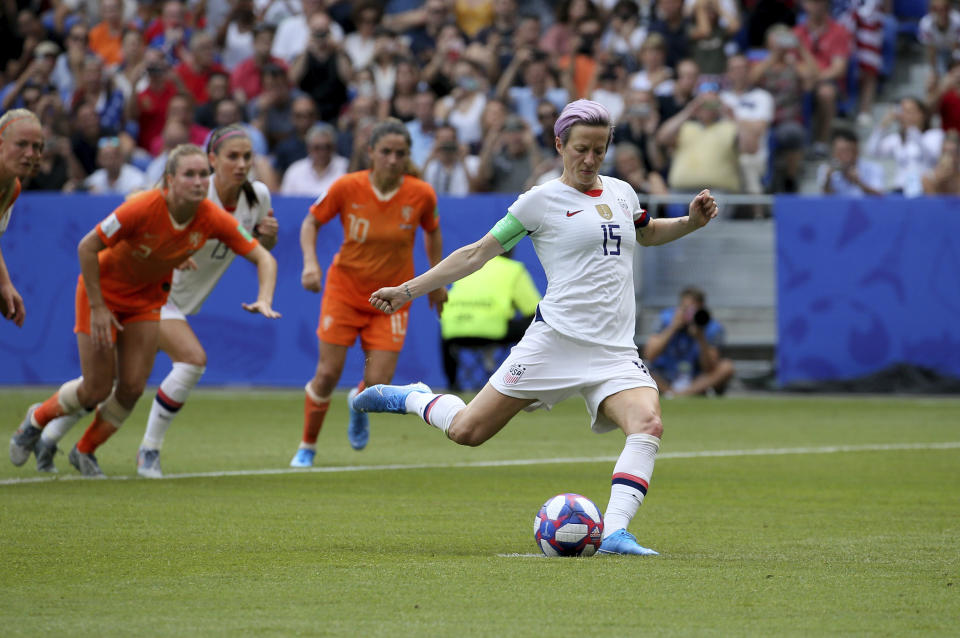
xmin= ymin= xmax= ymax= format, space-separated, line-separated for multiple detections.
xmin=142 ymin=363 xmax=205 ymax=451
xmin=603 ymin=433 xmax=660 ymax=538
xmin=405 ymin=392 xmax=465 ymax=434
xmin=40 ymin=410 xmax=89 ymax=444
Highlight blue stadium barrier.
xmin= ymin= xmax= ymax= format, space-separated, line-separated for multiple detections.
xmin=0 ymin=193 xmax=539 ymax=388
xmin=775 ymin=195 xmax=960 ymax=386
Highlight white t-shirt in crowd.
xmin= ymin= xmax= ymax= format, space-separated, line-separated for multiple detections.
xmin=280 ymin=155 xmax=349 ymax=196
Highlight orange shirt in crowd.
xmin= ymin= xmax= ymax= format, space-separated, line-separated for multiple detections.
xmin=88 ymin=189 xmax=258 ymax=312
xmin=309 ymin=170 xmax=439 ymax=306
xmin=88 ymin=22 xmax=124 ymax=67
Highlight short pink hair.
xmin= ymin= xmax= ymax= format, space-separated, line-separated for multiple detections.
xmin=554 ymin=99 xmax=614 ymax=146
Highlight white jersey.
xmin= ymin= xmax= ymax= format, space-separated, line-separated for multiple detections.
xmin=168 ymin=180 xmax=272 ymax=315
xmin=507 ymin=177 xmax=646 ymax=349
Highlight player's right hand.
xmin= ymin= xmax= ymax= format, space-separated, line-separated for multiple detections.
xmin=369 ymin=287 xmax=405 ymax=315
xmin=301 ymin=265 xmax=323 ymax=293
xmin=90 ymin=305 xmax=122 ymax=349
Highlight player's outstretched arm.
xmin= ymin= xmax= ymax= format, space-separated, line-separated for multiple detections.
xmin=300 ymin=214 xmax=323 ymax=293
xmin=423 ymin=226 xmax=447 ymax=316
xmin=241 ymin=244 xmax=281 ymax=318
xmin=638 ymin=189 xmax=719 ymax=247
xmin=0 ymin=246 xmax=25 ymax=327
xmin=370 ymin=232 xmax=505 ymax=315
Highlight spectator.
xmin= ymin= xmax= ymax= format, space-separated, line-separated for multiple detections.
xmin=273 ymin=95 xmax=318 ymax=175
xmin=750 ymin=23 xmax=814 ymax=192
xmin=496 ymin=49 xmax=569 ymax=135
xmin=215 ymin=0 xmax=257 ymax=71
xmin=175 ymin=31 xmax=228 ymax=105
xmin=642 ymin=286 xmax=735 ymax=397
xmin=421 ymin=22 xmax=469 ymax=99
xmin=112 ymin=29 xmax=148 ymax=101
xmin=657 ymin=57 xmax=700 ymax=120
xmin=794 ymin=0 xmax=852 ymax=153
xmin=435 ymin=59 xmax=489 ymax=149
xmin=846 ymin=0 xmax=887 ymax=128
xmin=476 ymin=114 xmax=539 ymax=193
xmin=370 ymin=28 xmax=401 ymax=102
xmin=405 ymin=0 xmax=456 ymax=64
xmin=560 ymin=16 xmax=604 ymax=99
xmin=439 ymin=252 xmax=541 ymax=391
xmin=384 ymin=56 xmax=421 ymax=122
xmin=629 ymin=32 xmax=675 ymax=96
xmin=230 ymin=24 xmax=286 ymax=105
xmin=919 ymin=0 xmax=960 ymax=80
xmin=280 ymin=122 xmax=348 ymax=195
xmin=272 ymin=1 xmax=344 ymax=64
xmin=289 ymin=12 xmax=350 ymax=123
xmin=1 ymin=42 xmax=59 ymax=113
xmin=533 ymin=99 xmax=560 ymax=151
xmin=194 ymin=71 xmax=231 ymax=129
xmin=212 ymin=96 xmax=269 ymax=156
xmin=406 ymin=89 xmax=440 ymax=168
xmin=922 ymin=130 xmax=960 ymax=195
xmin=817 ymin=126 xmax=884 ymax=196
xmin=591 ymin=63 xmax=627 ymax=123
xmin=152 ymin=93 xmax=210 ymax=155
xmin=71 ymin=101 xmax=107 ymax=177
xmin=657 ymin=87 xmax=741 ymax=194
xmin=250 ymin=63 xmax=298 ymax=150
xmin=5 ymin=10 xmax=52 ymax=82
xmin=343 ymin=2 xmax=383 ymax=71
xmin=865 ymin=97 xmax=944 ymax=196
xmin=128 ymin=48 xmax=180 ymax=152
xmin=455 ymin=0 xmax=496 ymax=39
xmin=70 ymin=56 xmax=128 ymax=136
xmin=22 ymin=126 xmax=78 ymax=192
xmin=144 ymin=119 xmax=189 ymax=185
xmin=649 ymin=0 xmax=692 ymax=69
xmin=615 ymin=89 xmax=668 ymax=180
xmin=744 ymin=0 xmax=798 ymax=48
xmin=604 ymin=0 xmax=648 ymax=63
xmin=929 ymin=59 xmax=960 ymax=134
xmin=148 ymin=0 xmax=193 ymax=64
xmin=688 ymin=0 xmax=740 ymax=78
xmin=720 ymin=54 xmax=774 ymax=195
xmin=473 ymin=0 xmax=525 ymax=70
xmin=51 ymin=24 xmax=90 ymax=105
xmin=89 ymin=0 xmax=128 ymax=68
xmin=540 ymin=0 xmax=596 ymax=59
xmin=612 ymin=141 xmax=669 ymax=194
xmin=422 ymin=124 xmax=481 ymax=196
xmin=83 ymin=136 xmax=147 ymax=195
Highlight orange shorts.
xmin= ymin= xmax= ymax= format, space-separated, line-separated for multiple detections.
xmin=317 ymin=292 xmax=409 ymax=352
xmin=74 ymin=280 xmax=161 ymax=343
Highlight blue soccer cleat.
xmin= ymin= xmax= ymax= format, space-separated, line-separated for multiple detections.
xmin=346 ymin=388 xmax=369 ymax=451
xmin=351 ymin=382 xmax=431 ymax=414
xmin=289 ymin=447 xmax=316 ymax=468
xmin=598 ymin=529 xmax=659 ymax=556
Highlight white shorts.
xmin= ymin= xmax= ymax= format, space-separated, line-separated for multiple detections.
xmin=160 ymin=300 xmax=187 ymax=321
xmin=489 ymin=321 xmax=659 ymax=434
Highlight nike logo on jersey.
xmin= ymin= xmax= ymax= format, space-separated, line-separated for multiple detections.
xmin=565 ymin=210 xmax=583 ymax=217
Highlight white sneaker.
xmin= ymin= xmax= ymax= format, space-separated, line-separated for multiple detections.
xmin=136 ymin=447 xmax=163 ymax=478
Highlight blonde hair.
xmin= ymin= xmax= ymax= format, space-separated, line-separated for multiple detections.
xmin=163 ymin=143 xmax=207 ymax=185
xmin=0 ymin=108 xmax=41 ymax=138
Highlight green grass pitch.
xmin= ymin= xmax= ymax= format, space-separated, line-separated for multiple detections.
xmin=1 ymin=389 xmax=958 ymax=636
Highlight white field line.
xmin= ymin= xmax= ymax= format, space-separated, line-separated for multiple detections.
xmin=2 ymin=441 xmax=959 ymax=487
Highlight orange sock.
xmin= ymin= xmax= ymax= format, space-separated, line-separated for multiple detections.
xmin=356 ymin=380 xmax=366 ymax=392
xmin=32 ymin=393 xmax=66 ymax=428
xmin=76 ymin=411 xmax=118 ymax=454
xmin=302 ymin=394 xmax=330 ymax=445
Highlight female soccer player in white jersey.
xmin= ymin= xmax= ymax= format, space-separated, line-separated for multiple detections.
xmin=33 ymin=125 xmax=280 ymax=477
xmin=352 ymin=100 xmax=719 ymax=555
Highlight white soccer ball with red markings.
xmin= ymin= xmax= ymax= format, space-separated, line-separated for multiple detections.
xmin=533 ymin=493 xmax=604 ymax=557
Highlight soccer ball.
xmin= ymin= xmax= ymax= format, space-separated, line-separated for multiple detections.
xmin=533 ymin=493 xmax=604 ymax=557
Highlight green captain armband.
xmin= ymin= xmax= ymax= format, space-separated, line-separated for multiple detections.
xmin=490 ymin=213 xmax=528 ymax=251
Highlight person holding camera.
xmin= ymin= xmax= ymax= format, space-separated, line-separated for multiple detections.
xmin=642 ymin=286 xmax=734 ymax=397
xmin=817 ymin=127 xmax=884 ymax=196
xmin=422 ymin=124 xmax=480 ymax=196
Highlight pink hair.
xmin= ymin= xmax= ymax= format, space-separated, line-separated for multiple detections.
xmin=553 ymin=99 xmax=613 ymax=145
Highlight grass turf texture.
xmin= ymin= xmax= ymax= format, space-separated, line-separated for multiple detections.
xmin=1 ymin=390 xmax=958 ymax=636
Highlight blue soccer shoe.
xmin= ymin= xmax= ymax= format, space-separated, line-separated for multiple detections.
xmin=346 ymin=387 xmax=369 ymax=451
xmin=351 ymin=382 xmax=431 ymax=414
xmin=289 ymin=447 xmax=316 ymax=468
xmin=598 ymin=529 xmax=659 ymax=556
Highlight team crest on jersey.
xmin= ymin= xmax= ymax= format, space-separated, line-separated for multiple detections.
xmin=595 ymin=204 xmax=613 ymax=220
xmin=502 ymin=363 xmax=526 ymax=386
xmin=401 ymin=206 xmax=413 ymax=222
xmin=188 ymin=231 xmax=204 ymax=248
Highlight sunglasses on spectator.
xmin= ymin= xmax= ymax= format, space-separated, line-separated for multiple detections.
xmin=312 ymin=30 xmax=330 ymax=39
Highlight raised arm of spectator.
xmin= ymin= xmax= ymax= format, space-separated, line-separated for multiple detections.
xmin=495 ymin=49 xmax=530 ymax=101
xmin=656 ymin=95 xmax=702 ymax=148
xmin=717 ymin=0 xmax=741 ymax=35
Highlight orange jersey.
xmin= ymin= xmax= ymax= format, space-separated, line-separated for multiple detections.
xmin=0 ymin=178 xmax=21 ymax=237
xmin=89 ymin=189 xmax=258 ymax=312
xmin=310 ymin=170 xmax=439 ymax=304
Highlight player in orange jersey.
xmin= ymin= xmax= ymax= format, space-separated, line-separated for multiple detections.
xmin=290 ymin=119 xmax=446 ymax=467
xmin=9 ymin=144 xmax=280 ymax=477
xmin=0 ymin=109 xmax=44 ymax=328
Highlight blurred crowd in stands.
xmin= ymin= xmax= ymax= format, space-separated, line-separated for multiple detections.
xmin=2 ymin=0 xmax=958 ymax=205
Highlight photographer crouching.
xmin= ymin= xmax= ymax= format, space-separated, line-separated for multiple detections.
xmin=642 ymin=286 xmax=735 ymax=397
